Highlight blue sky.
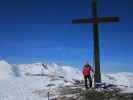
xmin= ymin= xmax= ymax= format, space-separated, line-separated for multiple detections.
xmin=0 ymin=0 xmax=133 ymax=73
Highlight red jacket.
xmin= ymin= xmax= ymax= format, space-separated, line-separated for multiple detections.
xmin=82 ymin=65 xmax=91 ymax=76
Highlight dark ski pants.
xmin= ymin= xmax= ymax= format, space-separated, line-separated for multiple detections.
xmin=84 ymin=75 xmax=92 ymax=89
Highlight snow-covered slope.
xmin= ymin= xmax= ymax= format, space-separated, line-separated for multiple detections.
xmin=102 ymin=72 xmax=133 ymax=93
xmin=0 ymin=60 xmax=133 ymax=100
xmin=102 ymin=72 xmax=133 ymax=87
xmin=0 ymin=60 xmax=14 ymax=79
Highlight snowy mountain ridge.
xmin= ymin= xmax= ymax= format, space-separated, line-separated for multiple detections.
xmin=1 ymin=60 xmax=133 ymax=86
xmin=13 ymin=61 xmax=83 ymax=81
xmin=14 ymin=61 xmax=133 ymax=87
xmin=0 ymin=60 xmax=133 ymax=100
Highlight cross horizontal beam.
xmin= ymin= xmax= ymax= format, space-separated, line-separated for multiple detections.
xmin=72 ymin=17 xmax=119 ymax=24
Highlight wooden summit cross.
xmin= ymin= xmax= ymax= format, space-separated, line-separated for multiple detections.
xmin=72 ymin=0 xmax=119 ymax=83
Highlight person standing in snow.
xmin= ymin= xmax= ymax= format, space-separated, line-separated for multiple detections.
xmin=82 ymin=62 xmax=93 ymax=89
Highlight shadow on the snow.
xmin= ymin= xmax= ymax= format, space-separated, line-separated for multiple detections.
xmin=11 ymin=65 xmax=21 ymax=77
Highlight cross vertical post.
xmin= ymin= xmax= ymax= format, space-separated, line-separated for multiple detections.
xmin=92 ymin=0 xmax=101 ymax=83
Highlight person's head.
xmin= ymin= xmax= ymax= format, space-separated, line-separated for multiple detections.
xmin=84 ymin=61 xmax=90 ymax=67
